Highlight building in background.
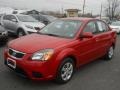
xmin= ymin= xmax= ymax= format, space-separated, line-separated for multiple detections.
xmin=66 ymin=9 xmax=81 ymax=17
xmin=0 ymin=7 xmax=14 ymax=14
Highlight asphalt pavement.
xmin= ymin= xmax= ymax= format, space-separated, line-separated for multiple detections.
xmin=0 ymin=35 xmax=120 ymax=90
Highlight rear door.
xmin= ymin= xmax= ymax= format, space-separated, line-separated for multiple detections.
xmin=95 ymin=20 xmax=111 ymax=56
xmin=8 ymin=15 xmax=18 ymax=32
xmin=2 ymin=15 xmax=11 ymax=30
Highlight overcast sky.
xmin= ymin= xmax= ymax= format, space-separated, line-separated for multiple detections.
xmin=0 ymin=0 xmax=106 ymax=15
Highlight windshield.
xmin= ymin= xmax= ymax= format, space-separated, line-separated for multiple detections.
xmin=111 ymin=21 xmax=120 ymax=26
xmin=39 ymin=20 xmax=82 ymax=38
xmin=17 ymin=15 xmax=38 ymax=22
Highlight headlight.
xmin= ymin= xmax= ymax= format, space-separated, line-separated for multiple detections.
xmin=31 ymin=49 xmax=54 ymax=61
xmin=25 ymin=25 xmax=34 ymax=29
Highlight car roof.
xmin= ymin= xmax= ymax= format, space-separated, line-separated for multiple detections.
xmin=4 ymin=14 xmax=30 ymax=17
xmin=62 ymin=17 xmax=98 ymax=22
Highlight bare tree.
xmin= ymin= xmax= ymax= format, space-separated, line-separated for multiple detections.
xmin=105 ymin=0 xmax=120 ymax=20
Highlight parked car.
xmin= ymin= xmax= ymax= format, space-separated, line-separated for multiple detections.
xmin=30 ymin=14 xmax=57 ymax=25
xmin=4 ymin=18 xmax=117 ymax=84
xmin=1 ymin=14 xmax=45 ymax=37
xmin=110 ymin=21 xmax=120 ymax=34
xmin=0 ymin=26 xmax=8 ymax=45
xmin=0 ymin=14 xmax=4 ymax=25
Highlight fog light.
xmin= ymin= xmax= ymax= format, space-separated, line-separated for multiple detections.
xmin=32 ymin=72 xmax=42 ymax=78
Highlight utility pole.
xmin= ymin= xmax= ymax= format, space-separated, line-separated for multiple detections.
xmin=100 ymin=3 xmax=103 ymax=19
xmin=83 ymin=0 xmax=86 ymax=16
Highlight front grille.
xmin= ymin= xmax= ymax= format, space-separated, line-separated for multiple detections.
xmin=8 ymin=48 xmax=25 ymax=59
xmin=35 ymin=27 xmax=40 ymax=31
xmin=32 ymin=72 xmax=43 ymax=78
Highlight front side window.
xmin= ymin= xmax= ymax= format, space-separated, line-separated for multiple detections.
xmin=9 ymin=15 xmax=17 ymax=21
xmin=39 ymin=20 xmax=82 ymax=38
xmin=84 ymin=21 xmax=97 ymax=34
xmin=97 ymin=21 xmax=109 ymax=32
xmin=17 ymin=15 xmax=38 ymax=22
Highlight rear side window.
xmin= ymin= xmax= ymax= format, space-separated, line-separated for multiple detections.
xmin=3 ymin=15 xmax=11 ymax=20
xmin=96 ymin=21 xmax=109 ymax=33
xmin=84 ymin=21 xmax=97 ymax=34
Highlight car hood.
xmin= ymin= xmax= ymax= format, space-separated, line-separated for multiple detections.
xmin=9 ymin=34 xmax=72 ymax=53
xmin=22 ymin=22 xmax=45 ymax=28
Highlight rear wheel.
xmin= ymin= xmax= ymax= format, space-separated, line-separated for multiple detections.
xmin=104 ymin=46 xmax=114 ymax=60
xmin=55 ymin=58 xmax=75 ymax=84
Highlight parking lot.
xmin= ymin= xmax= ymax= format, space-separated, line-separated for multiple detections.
xmin=0 ymin=35 xmax=119 ymax=90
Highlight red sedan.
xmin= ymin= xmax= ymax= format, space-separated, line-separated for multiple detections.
xmin=4 ymin=18 xmax=117 ymax=84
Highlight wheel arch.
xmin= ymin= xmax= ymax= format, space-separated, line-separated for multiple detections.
xmin=55 ymin=48 xmax=79 ymax=69
xmin=17 ymin=27 xmax=24 ymax=33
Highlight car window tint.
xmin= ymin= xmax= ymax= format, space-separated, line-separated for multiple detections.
xmin=9 ymin=15 xmax=17 ymax=21
xmin=97 ymin=21 xmax=109 ymax=32
xmin=3 ymin=15 xmax=11 ymax=20
xmin=84 ymin=21 xmax=97 ymax=34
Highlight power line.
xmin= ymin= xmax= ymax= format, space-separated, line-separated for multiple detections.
xmin=52 ymin=0 xmax=82 ymax=6
xmin=83 ymin=0 xmax=86 ymax=15
xmin=100 ymin=3 xmax=103 ymax=19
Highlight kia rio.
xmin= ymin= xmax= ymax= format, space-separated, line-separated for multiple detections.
xmin=4 ymin=18 xmax=117 ymax=84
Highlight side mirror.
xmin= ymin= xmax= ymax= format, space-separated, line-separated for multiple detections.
xmin=11 ymin=19 xmax=17 ymax=22
xmin=80 ymin=32 xmax=93 ymax=38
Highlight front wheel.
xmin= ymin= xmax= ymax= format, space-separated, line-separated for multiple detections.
xmin=104 ymin=46 xmax=114 ymax=60
xmin=17 ymin=30 xmax=26 ymax=38
xmin=55 ymin=58 xmax=75 ymax=84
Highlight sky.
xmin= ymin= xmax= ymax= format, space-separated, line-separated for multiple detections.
xmin=0 ymin=0 xmax=106 ymax=15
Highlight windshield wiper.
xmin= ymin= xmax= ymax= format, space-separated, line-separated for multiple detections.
xmin=44 ymin=33 xmax=61 ymax=37
xmin=38 ymin=32 xmax=61 ymax=37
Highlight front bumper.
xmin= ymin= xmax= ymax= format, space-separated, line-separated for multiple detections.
xmin=4 ymin=49 xmax=56 ymax=81
xmin=23 ymin=27 xmax=40 ymax=35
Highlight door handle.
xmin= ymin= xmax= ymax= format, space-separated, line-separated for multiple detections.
xmin=95 ymin=38 xmax=100 ymax=42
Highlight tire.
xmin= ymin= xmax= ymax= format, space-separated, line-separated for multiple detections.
xmin=118 ymin=31 xmax=120 ymax=35
xmin=55 ymin=58 xmax=75 ymax=84
xmin=104 ymin=46 xmax=114 ymax=60
xmin=17 ymin=29 xmax=26 ymax=38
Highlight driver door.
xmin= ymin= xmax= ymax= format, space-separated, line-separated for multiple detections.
xmin=76 ymin=21 xmax=99 ymax=65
